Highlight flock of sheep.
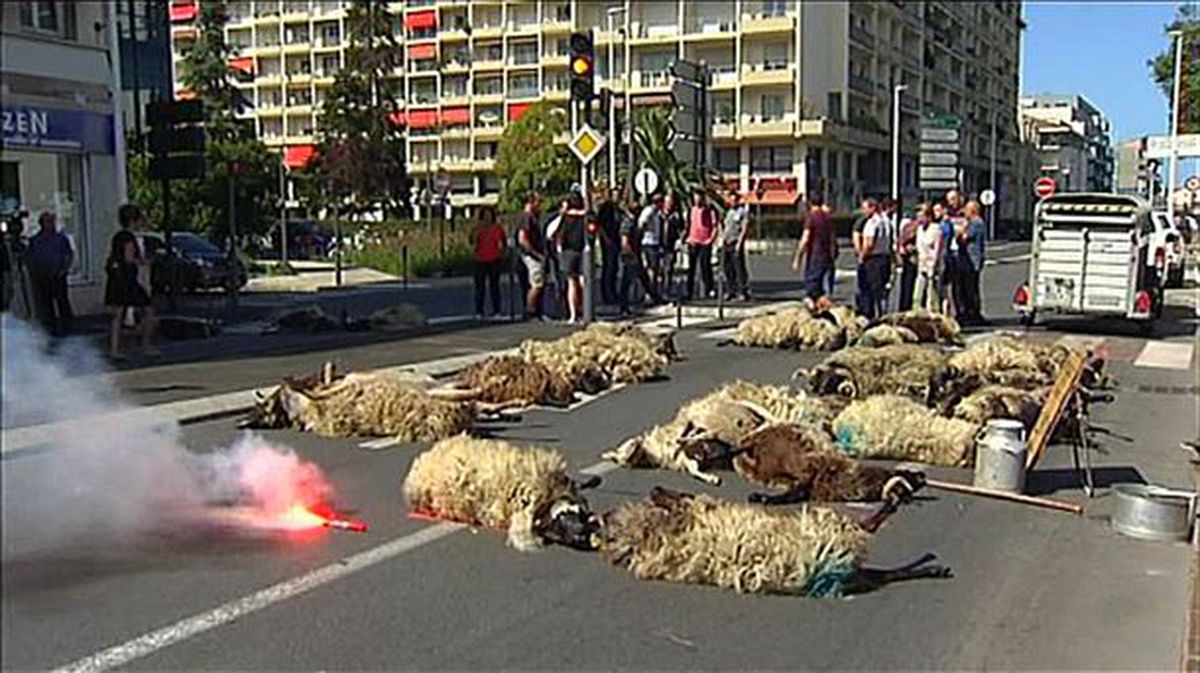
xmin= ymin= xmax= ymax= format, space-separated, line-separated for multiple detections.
xmin=240 ymin=306 xmax=1106 ymax=598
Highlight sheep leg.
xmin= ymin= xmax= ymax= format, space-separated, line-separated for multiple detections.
xmin=680 ymin=455 xmax=722 ymax=486
xmin=747 ymin=487 xmax=810 ymax=506
xmin=850 ymin=553 xmax=954 ymax=593
xmin=428 ymin=386 xmax=483 ymax=402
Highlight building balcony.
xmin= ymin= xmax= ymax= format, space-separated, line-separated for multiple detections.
xmin=541 ymin=19 xmax=573 ymax=34
xmin=472 ymin=25 xmax=503 ymax=39
xmin=630 ymin=24 xmax=679 ymax=44
xmin=282 ymin=41 xmax=311 ymax=55
xmin=542 ymin=54 xmax=569 ymax=68
xmin=709 ymin=67 xmax=739 ymax=89
xmin=473 ymin=91 xmax=504 ymax=104
xmin=505 ymin=22 xmax=541 ymax=36
xmin=711 ymin=121 xmax=735 ymax=139
xmin=633 ymin=70 xmax=671 ymax=92
xmin=251 ymin=43 xmax=282 ymax=56
xmin=849 ymin=25 xmax=875 ymax=49
xmin=740 ymin=115 xmax=796 ymax=138
xmin=443 ymin=158 xmax=474 ymax=172
xmin=442 ymin=93 xmax=470 ymax=106
xmin=544 ymin=88 xmax=570 ymax=102
xmin=683 ymin=21 xmax=737 ymax=40
xmin=442 ymin=126 xmax=471 ymax=139
xmin=256 ymin=103 xmax=285 ymax=116
xmin=848 ymin=74 xmax=874 ymax=96
xmin=409 ymin=68 xmax=439 ymax=79
xmin=508 ymin=88 xmax=541 ymax=100
xmin=473 ymin=58 xmax=504 ymax=72
xmin=441 ymin=60 xmax=470 ymax=74
xmin=474 ymin=125 xmax=504 ymax=140
xmin=741 ymin=13 xmax=795 ymax=34
xmin=473 ymin=158 xmax=497 ymax=171
xmin=507 ymin=59 xmax=540 ymax=70
xmin=257 ymin=72 xmax=283 ymax=85
xmin=742 ymin=63 xmax=796 ymax=86
xmin=439 ymin=28 xmax=469 ymax=42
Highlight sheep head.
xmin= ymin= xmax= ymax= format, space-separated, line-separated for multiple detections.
xmin=531 ymin=474 xmax=603 ymax=551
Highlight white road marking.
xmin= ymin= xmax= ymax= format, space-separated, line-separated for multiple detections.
xmin=56 ymin=457 xmax=616 ymax=673
xmin=552 ymin=383 xmax=629 ymax=412
xmin=1055 ymin=335 xmax=1106 ymax=352
xmin=699 ymin=326 xmax=738 ymax=341
xmin=426 ymin=314 xmax=474 ymax=326
xmin=1133 ymin=341 xmax=1196 ymax=370
xmin=359 ymin=437 xmax=401 ymax=451
xmin=638 ymin=315 xmax=711 ymax=330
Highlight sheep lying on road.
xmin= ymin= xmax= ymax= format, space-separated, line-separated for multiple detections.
xmin=732 ymin=306 xmax=849 ymax=351
xmin=854 ymin=323 xmax=920 ymax=348
xmin=241 ymin=364 xmax=474 ymax=442
xmin=449 ymin=355 xmax=578 ymax=409
xmin=799 ymin=344 xmax=951 ymax=401
xmin=403 ymin=436 xmax=600 ymax=551
xmin=833 ymin=394 xmax=978 ymax=467
xmin=598 ymin=487 xmax=951 ymax=596
xmin=602 ymin=381 xmax=831 ymax=485
xmin=519 ymin=323 xmax=675 ymax=393
xmin=733 ymin=423 xmax=926 ymax=506
xmin=947 ymin=335 xmax=1075 ymax=386
xmin=872 ymin=310 xmax=963 ymax=346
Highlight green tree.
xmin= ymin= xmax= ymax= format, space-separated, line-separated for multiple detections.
xmin=306 ymin=0 xmax=409 ymax=220
xmin=630 ymin=106 xmax=721 ymax=206
xmin=495 ymin=101 xmax=575 ymax=213
xmin=1150 ymin=3 xmax=1200 ymax=134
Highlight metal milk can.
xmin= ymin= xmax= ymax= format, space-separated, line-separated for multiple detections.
xmin=973 ymin=419 xmax=1028 ymax=493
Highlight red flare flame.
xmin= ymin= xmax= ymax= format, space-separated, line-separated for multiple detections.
xmin=274 ymin=503 xmax=368 ymax=533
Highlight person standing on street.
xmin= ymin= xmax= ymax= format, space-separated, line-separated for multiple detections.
xmin=517 ymin=193 xmax=547 ymax=321
xmin=852 ymin=198 xmax=876 ymax=315
xmin=720 ymin=192 xmax=751 ymax=301
xmin=597 ymin=189 xmax=622 ymax=306
xmin=105 ymin=204 xmax=157 ymax=359
xmin=858 ymin=198 xmax=892 ymax=320
xmin=938 ymin=200 xmax=959 ymax=318
xmin=471 ymin=206 xmax=507 ymax=319
xmin=24 ymin=211 xmax=74 ymax=337
xmin=618 ymin=196 xmax=660 ymax=316
xmin=792 ymin=196 xmax=837 ymax=303
xmin=686 ymin=191 xmax=717 ymax=300
xmin=557 ymin=193 xmax=588 ymax=324
xmin=661 ymin=193 xmax=683 ymax=297
xmin=896 ymin=204 xmax=921 ymax=311
xmin=956 ymin=200 xmax=987 ymax=325
xmin=913 ymin=203 xmax=944 ymax=313
xmin=638 ymin=194 xmax=665 ymax=297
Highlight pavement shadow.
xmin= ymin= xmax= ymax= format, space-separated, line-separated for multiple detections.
xmin=1025 ymin=465 xmax=1147 ymax=496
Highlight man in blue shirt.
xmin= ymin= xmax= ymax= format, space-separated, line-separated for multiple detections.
xmin=24 ymin=211 xmax=74 ymax=336
xmin=955 ymin=200 xmax=987 ymax=325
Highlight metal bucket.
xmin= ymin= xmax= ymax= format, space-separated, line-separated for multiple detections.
xmin=973 ymin=419 xmax=1028 ymax=493
xmin=1111 ymin=484 xmax=1197 ymax=542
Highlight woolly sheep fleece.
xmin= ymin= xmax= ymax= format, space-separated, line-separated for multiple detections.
xmin=600 ymin=492 xmax=868 ymax=595
xmin=948 ymin=335 xmax=1076 ymax=384
xmin=456 ymin=355 xmax=576 ymax=407
xmin=291 ymin=374 xmax=473 ymax=442
xmin=834 ymin=395 xmax=978 ymax=466
xmin=808 ymin=344 xmax=949 ymax=400
xmin=519 ymin=323 xmax=666 ymax=387
xmin=733 ymin=307 xmax=844 ymax=350
xmin=403 ymin=436 xmax=580 ymax=550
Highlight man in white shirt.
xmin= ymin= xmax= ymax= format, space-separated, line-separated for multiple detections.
xmin=858 ymin=198 xmax=893 ymax=319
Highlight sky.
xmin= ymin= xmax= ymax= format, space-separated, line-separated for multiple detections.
xmin=1022 ymin=0 xmax=1182 ymax=142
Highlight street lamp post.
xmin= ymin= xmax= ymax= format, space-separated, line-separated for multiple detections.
xmin=1168 ymin=29 xmax=1185 ymax=217
xmin=891 ymin=83 xmax=907 ymax=229
xmin=606 ymin=6 xmax=626 ymax=192
xmin=988 ymin=109 xmax=997 ymax=240
xmin=623 ymin=5 xmax=633 ymax=196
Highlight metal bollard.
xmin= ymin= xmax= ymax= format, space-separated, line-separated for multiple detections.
xmin=401 ymin=245 xmax=409 ymax=289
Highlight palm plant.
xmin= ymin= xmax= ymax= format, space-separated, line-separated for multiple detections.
xmin=629 ymin=107 xmax=725 ymax=207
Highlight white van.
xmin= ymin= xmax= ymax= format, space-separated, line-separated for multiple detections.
xmin=1013 ymin=193 xmax=1161 ymax=332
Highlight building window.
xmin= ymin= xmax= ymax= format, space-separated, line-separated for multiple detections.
xmin=3 ymin=152 xmax=89 ymax=279
xmin=714 ymin=148 xmax=740 ymax=173
xmin=750 ymin=145 xmax=792 ymax=173
xmin=18 ymin=1 xmax=76 ymax=40
xmin=827 ymin=92 xmax=842 ymax=121
xmin=760 ymin=94 xmax=785 ymax=121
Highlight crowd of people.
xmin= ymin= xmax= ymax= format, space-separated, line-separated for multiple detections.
xmin=475 ymin=187 xmax=752 ymax=323
xmin=792 ymin=188 xmax=988 ymax=325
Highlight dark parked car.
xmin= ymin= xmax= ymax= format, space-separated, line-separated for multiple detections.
xmin=139 ymin=231 xmax=248 ymax=295
xmin=261 ymin=220 xmax=335 ymax=260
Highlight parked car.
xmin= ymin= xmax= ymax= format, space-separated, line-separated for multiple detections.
xmin=140 ymin=231 xmax=248 ymax=295
xmin=1150 ymin=211 xmax=1186 ymax=288
xmin=263 ymin=220 xmax=335 ymax=260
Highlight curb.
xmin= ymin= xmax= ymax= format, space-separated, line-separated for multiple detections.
xmin=643 ymin=299 xmax=798 ymax=321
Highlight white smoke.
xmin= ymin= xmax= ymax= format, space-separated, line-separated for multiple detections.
xmin=1 ymin=316 xmax=332 ymax=558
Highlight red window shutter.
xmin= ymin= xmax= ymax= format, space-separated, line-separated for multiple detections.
xmin=440 ymin=107 xmax=470 ymax=124
xmin=229 ymin=57 xmax=254 ymax=74
xmin=408 ymin=110 xmax=439 ymax=129
xmin=283 ymin=145 xmax=317 ymax=169
xmin=407 ymin=43 xmax=437 ymax=60
xmin=388 ymin=111 xmax=407 ymax=127
xmin=169 ymin=2 xmax=198 ymax=22
xmin=507 ymin=103 xmax=532 ymax=122
xmin=404 ymin=10 xmax=438 ymax=30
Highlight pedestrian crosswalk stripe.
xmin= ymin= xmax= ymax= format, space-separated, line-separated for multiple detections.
xmin=1133 ymin=341 xmax=1195 ymax=370
xmin=699 ymin=326 xmax=738 ymax=340
xmin=1055 ymin=334 xmax=1106 ymax=352
xmin=359 ymin=437 xmax=401 ymax=450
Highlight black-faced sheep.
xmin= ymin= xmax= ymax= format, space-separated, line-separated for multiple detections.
xmin=733 ymin=423 xmax=926 ymax=506
xmin=799 ymin=344 xmax=951 ymax=401
xmin=241 ymin=364 xmax=474 ymax=442
xmin=403 ymin=436 xmax=601 ymax=551
xmin=601 ymin=381 xmax=832 ymax=485
xmin=833 ymin=394 xmax=979 ymax=466
xmin=597 ymin=487 xmax=951 ymax=597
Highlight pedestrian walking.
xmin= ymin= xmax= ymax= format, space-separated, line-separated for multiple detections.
xmin=956 ymin=200 xmax=987 ymax=325
xmin=686 ymin=191 xmax=717 ymax=300
xmin=857 ymin=199 xmax=892 ymax=320
xmin=471 ymin=206 xmax=506 ymax=318
xmin=24 ymin=212 xmax=74 ymax=337
xmin=597 ymin=189 xmax=622 ymax=306
xmin=639 ymin=194 xmax=665 ymax=297
xmin=516 ymin=193 xmax=547 ymax=321
xmin=913 ymin=203 xmax=944 ymax=313
xmin=105 ymin=204 xmax=157 ymax=359
xmin=792 ymin=196 xmax=837 ymax=303
xmin=720 ymin=192 xmax=752 ymax=301
xmin=661 ymin=193 xmax=683 ymax=298
xmin=937 ymin=201 xmax=959 ymax=318
xmin=618 ymin=197 xmax=660 ymax=316
xmin=896 ymin=205 xmax=921 ymax=311
xmin=558 ymin=193 xmax=587 ymax=324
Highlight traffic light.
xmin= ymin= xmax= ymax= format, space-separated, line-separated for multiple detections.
xmin=146 ymin=99 xmax=207 ymax=180
xmin=569 ymin=30 xmax=594 ymax=103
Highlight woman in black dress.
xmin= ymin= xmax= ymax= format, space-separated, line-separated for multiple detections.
xmin=105 ymin=204 xmax=157 ymax=359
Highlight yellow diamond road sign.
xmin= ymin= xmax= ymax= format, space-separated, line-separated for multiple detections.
xmin=569 ymin=125 xmax=605 ymax=165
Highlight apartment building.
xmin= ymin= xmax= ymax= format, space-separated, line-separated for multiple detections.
xmin=1114 ymin=136 xmax=1164 ymax=206
xmin=168 ymin=0 xmax=1023 ymax=216
xmin=1019 ymin=93 xmax=1114 ymax=194
xmin=2 ymin=1 xmax=127 ymax=315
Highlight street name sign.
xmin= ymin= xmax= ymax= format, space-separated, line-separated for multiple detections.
xmin=920 ymin=166 xmax=958 ymax=180
xmin=920 ymin=152 xmax=959 ymax=167
xmin=920 ymin=127 xmax=960 ymax=143
xmin=1146 ymin=134 xmax=1200 ymax=159
xmin=919 ymin=115 xmax=962 ymax=190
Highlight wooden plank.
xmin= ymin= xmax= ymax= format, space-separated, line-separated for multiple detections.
xmin=1025 ymin=350 xmax=1088 ymax=469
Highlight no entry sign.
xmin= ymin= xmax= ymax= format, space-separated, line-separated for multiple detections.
xmin=1034 ymin=177 xmax=1057 ymax=199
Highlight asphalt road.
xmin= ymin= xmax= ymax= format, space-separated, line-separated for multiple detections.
xmin=2 ymin=250 xmax=1197 ymax=670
